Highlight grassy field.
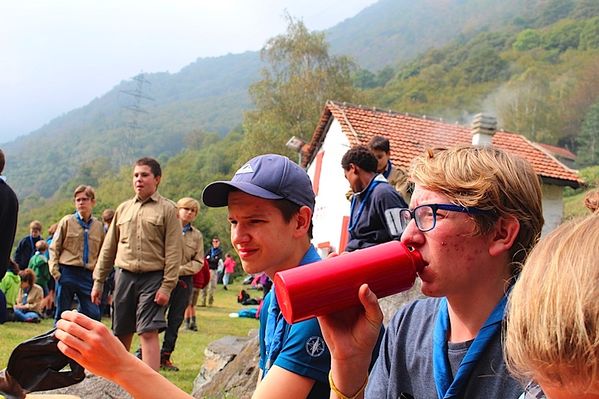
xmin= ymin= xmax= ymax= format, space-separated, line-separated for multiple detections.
xmin=0 ymin=279 xmax=260 ymax=394
xmin=564 ymin=190 xmax=592 ymax=220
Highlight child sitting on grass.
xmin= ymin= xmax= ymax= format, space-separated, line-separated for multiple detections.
xmin=0 ymin=260 xmax=21 ymax=323
xmin=13 ymin=269 xmax=43 ymax=323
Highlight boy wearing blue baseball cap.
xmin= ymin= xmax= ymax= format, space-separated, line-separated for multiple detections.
xmin=202 ymin=154 xmax=330 ymax=398
xmin=54 ymin=154 xmax=330 ymax=399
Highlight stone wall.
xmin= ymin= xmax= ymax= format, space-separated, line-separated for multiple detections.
xmin=192 ymin=331 xmax=259 ymax=399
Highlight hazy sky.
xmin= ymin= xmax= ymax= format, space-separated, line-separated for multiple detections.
xmin=0 ymin=0 xmax=377 ymax=144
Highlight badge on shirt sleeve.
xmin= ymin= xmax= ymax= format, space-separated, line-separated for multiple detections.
xmin=305 ymin=336 xmax=326 ymax=358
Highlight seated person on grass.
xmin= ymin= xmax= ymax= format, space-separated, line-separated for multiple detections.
xmin=14 ymin=269 xmax=44 ymax=323
xmin=0 ymin=260 xmax=21 ymax=323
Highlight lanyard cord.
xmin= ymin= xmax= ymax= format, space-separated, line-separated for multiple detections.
xmin=348 ymin=177 xmax=383 ymax=233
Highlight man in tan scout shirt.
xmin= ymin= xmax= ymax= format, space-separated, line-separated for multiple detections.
xmin=91 ymin=157 xmax=182 ymax=371
xmin=368 ymin=135 xmax=412 ymax=204
xmin=50 ymin=185 xmax=105 ymax=322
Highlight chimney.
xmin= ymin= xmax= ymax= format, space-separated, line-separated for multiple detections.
xmin=471 ymin=113 xmax=497 ymax=147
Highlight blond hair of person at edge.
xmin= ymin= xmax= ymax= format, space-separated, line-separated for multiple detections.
xmin=584 ymin=189 xmax=599 ymax=214
xmin=505 ymin=215 xmax=599 ymax=399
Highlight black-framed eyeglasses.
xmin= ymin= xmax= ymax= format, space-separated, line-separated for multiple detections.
xmin=399 ymin=204 xmax=493 ymax=232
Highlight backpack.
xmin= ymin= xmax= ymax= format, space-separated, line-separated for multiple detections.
xmin=237 ymin=289 xmax=250 ymax=304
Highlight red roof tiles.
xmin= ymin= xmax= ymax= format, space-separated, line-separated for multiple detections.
xmin=537 ymin=143 xmax=577 ymax=161
xmin=303 ymin=101 xmax=582 ymax=188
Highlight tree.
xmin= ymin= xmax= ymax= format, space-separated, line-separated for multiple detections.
xmin=241 ymin=15 xmax=358 ymax=160
xmin=513 ymin=29 xmax=542 ymax=51
xmin=536 ymin=0 xmax=574 ymax=27
xmin=353 ymin=69 xmax=377 ymax=89
xmin=577 ymin=102 xmax=599 ymax=167
xmin=561 ymin=55 xmax=599 ymax=147
xmin=542 ymin=19 xmax=582 ymax=52
xmin=494 ymin=68 xmax=559 ymax=143
xmin=579 ymin=17 xmax=599 ymax=50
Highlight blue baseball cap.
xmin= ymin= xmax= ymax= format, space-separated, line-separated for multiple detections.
xmin=202 ymin=154 xmax=315 ymax=211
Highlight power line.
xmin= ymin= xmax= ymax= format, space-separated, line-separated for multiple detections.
xmin=119 ymin=73 xmax=154 ymax=163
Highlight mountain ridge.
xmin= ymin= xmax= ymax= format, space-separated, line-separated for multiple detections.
xmin=5 ymin=0 xmax=599 ymax=199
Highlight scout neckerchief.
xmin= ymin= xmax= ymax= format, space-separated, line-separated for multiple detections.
xmin=383 ymin=160 xmax=393 ymax=179
xmin=74 ymin=212 xmax=92 ymax=266
xmin=433 ymin=293 xmax=509 ymax=399
xmin=348 ymin=174 xmax=386 ymax=234
xmin=263 ymin=245 xmax=321 ymax=373
xmin=22 ymin=288 xmax=29 ymax=305
xmin=182 ymin=223 xmax=192 ymax=235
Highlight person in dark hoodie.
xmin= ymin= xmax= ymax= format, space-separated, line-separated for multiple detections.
xmin=342 ymin=145 xmax=407 ymax=252
xmin=14 ymin=220 xmax=43 ymax=270
xmin=0 ymin=149 xmax=18 ymax=280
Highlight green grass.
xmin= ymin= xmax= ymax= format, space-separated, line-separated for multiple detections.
xmin=564 ymin=188 xmax=595 ymax=220
xmin=0 ymin=280 xmax=260 ymax=394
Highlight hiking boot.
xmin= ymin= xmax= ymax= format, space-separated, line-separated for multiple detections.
xmin=160 ymin=358 xmax=180 ymax=372
xmin=160 ymin=353 xmax=179 ymax=372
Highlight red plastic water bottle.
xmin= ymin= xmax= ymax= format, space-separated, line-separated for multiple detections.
xmin=274 ymin=240 xmax=424 ymax=324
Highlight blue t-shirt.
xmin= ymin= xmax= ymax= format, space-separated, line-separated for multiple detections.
xmin=366 ymin=298 xmax=523 ymax=398
xmin=258 ymin=245 xmax=330 ymax=399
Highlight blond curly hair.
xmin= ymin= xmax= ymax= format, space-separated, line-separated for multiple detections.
xmin=505 ymin=215 xmax=599 ymax=394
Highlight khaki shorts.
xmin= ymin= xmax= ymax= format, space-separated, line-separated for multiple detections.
xmin=112 ymin=268 xmax=167 ymax=336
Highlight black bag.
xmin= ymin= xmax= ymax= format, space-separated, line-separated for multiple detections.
xmin=237 ymin=289 xmax=250 ymax=304
xmin=1 ymin=328 xmax=85 ymax=397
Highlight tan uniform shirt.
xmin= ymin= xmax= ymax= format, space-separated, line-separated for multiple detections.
xmin=179 ymin=226 xmax=204 ymax=277
xmin=49 ymin=213 xmax=105 ymax=279
xmin=93 ymin=191 xmax=183 ymax=298
xmin=387 ymin=166 xmax=412 ymax=204
xmin=16 ymin=284 xmax=44 ymax=314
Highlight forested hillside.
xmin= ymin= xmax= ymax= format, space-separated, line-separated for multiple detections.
xmin=327 ymin=0 xmax=530 ymax=69
xmin=7 ymin=0 xmax=599 ymax=243
xmin=359 ymin=15 xmax=599 ymax=155
xmin=3 ymin=52 xmax=261 ymax=198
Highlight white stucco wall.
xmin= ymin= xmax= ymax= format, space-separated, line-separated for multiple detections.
xmin=306 ymin=119 xmax=351 ymax=254
xmin=541 ymin=184 xmax=564 ymax=236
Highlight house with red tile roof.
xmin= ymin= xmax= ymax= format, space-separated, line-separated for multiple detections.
xmin=300 ymin=101 xmax=583 ymax=255
xmin=536 ymin=143 xmax=577 ymax=169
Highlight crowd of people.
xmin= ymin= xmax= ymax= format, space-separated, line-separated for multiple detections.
xmin=1 ymin=141 xmax=598 ymax=398
xmin=0 ymin=155 xmax=243 ymax=372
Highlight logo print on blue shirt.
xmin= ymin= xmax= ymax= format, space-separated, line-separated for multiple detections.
xmin=305 ymin=336 xmax=326 ymax=358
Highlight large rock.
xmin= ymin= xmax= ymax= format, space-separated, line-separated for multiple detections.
xmin=192 ymin=331 xmax=259 ymax=399
xmin=33 ymin=373 xmax=130 ymax=399
xmin=378 ymin=279 xmax=423 ymax=325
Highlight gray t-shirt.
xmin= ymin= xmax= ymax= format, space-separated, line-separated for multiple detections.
xmin=366 ymin=298 xmax=523 ymax=399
